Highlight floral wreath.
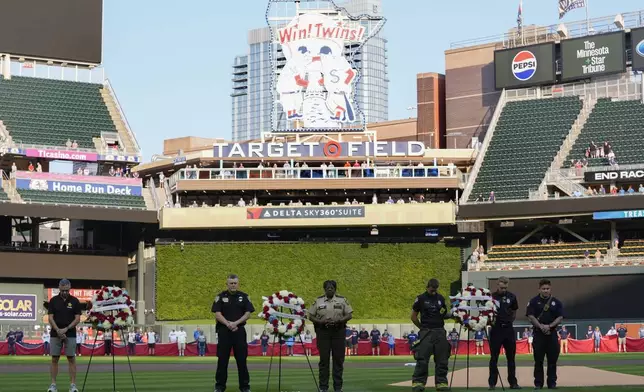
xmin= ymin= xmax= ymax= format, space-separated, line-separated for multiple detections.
xmin=449 ymin=285 xmax=498 ymax=332
xmin=86 ymin=286 xmax=136 ymax=331
xmin=257 ymin=290 xmax=306 ymax=337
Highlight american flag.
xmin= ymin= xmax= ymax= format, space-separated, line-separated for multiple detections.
xmin=559 ymin=0 xmax=586 ymax=19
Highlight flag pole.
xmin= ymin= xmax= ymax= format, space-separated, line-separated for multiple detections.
xmin=521 ymin=0 xmax=524 ymax=45
xmin=586 ymin=0 xmax=591 ymax=34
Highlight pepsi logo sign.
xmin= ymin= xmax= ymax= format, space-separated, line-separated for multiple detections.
xmin=636 ymin=39 xmax=644 ymax=58
xmin=512 ymin=51 xmax=538 ymax=81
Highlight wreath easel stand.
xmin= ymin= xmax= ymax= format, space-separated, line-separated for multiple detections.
xmin=259 ymin=291 xmax=319 ymax=392
xmin=80 ymin=287 xmax=138 ymax=392
xmin=449 ymin=285 xmax=501 ymax=391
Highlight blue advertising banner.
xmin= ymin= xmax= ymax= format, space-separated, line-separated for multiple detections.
xmin=593 ymin=210 xmax=644 ymax=220
xmin=16 ymin=179 xmax=142 ymax=196
xmin=0 ymin=294 xmax=37 ymax=321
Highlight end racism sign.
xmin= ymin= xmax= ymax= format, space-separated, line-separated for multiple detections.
xmin=584 ymin=169 xmax=644 ymax=183
xmin=214 ymin=141 xmax=426 ymax=159
xmin=247 ymin=206 xmax=365 ymax=220
xmin=0 ymin=294 xmax=37 ymax=321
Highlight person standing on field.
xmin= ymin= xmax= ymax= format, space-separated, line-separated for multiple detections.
xmin=47 ymin=279 xmax=82 ymax=392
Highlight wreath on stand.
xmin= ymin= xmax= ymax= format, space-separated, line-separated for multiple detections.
xmin=257 ymin=290 xmax=306 ymax=337
xmin=449 ymin=285 xmax=498 ymax=331
xmin=86 ymin=286 xmax=136 ymax=331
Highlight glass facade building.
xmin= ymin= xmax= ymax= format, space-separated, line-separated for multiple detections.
xmin=231 ymin=0 xmax=388 ymax=141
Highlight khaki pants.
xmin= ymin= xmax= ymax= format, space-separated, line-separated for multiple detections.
xmin=560 ymin=339 xmax=568 ymax=353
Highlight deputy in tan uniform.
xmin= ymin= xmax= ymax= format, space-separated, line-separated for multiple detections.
xmin=308 ymin=280 xmax=353 ymax=392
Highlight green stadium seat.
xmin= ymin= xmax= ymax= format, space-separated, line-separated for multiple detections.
xmin=0 ymin=76 xmax=117 ymax=149
xmin=487 ymin=241 xmax=610 ymax=262
xmin=18 ymin=189 xmax=146 ymax=209
xmin=563 ymin=98 xmax=644 ymax=167
xmin=469 ymin=97 xmax=583 ymax=201
xmin=0 ymin=188 xmax=8 ymax=201
xmin=617 ymin=239 xmax=644 ymax=257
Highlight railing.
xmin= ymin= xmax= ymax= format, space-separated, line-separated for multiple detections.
xmin=104 ymin=78 xmax=142 ymax=154
xmin=460 ymin=89 xmax=507 ymax=204
xmin=1 ymin=171 xmax=19 ymax=201
xmin=163 ymin=177 xmax=173 ymax=206
xmin=469 ymin=254 xmax=644 ymax=272
xmin=170 ymin=165 xmax=461 ymax=183
xmin=473 ymin=187 xmax=644 ymax=204
xmin=12 ymin=142 xmax=102 ymax=155
xmin=562 ymin=163 xmax=644 ymax=179
xmin=147 ymin=177 xmax=160 ymax=212
xmin=450 ymin=9 xmax=644 ymax=49
xmin=506 ymin=73 xmax=643 ymax=103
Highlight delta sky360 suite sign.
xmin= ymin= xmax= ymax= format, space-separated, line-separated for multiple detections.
xmin=560 ymin=31 xmax=626 ymax=82
xmin=267 ymin=0 xmax=385 ymax=133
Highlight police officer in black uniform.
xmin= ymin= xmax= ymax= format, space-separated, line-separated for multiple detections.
xmin=526 ymin=279 xmax=564 ymax=390
xmin=211 ymin=274 xmax=255 ymax=392
xmin=411 ymin=278 xmax=451 ymax=392
xmin=488 ymin=276 xmax=521 ymax=390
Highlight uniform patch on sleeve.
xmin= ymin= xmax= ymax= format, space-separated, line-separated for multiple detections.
xmin=215 ymin=296 xmax=219 ymax=302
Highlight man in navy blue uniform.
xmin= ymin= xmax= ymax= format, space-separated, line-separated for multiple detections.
xmin=211 ymin=274 xmax=255 ymax=392
xmin=488 ymin=276 xmax=521 ymax=390
xmin=410 ymin=278 xmax=451 ymax=391
xmin=526 ymin=279 xmax=564 ymax=390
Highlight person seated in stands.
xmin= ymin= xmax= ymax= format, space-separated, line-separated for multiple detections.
xmin=639 ymin=184 xmax=644 ymax=194
xmin=598 ymin=184 xmax=606 ymax=195
xmin=609 ymin=186 xmax=617 ymax=195
xmin=549 ymin=237 xmax=556 ymax=245
xmin=585 ymin=187 xmax=594 ymax=196
xmin=572 ymin=189 xmax=583 ymax=197
xmin=584 ymin=147 xmax=590 ymax=158
xmin=386 ymin=196 xmax=394 ymax=204
xmin=372 ymin=193 xmax=378 ymax=204
xmin=344 ymin=198 xmax=351 ymax=205
xmin=72 ymin=140 xmax=78 ymax=149
xmin=584 ymin=250 xmax=590 ymax=260
xmin=619 ymin=187 xmax=626 ymax=196
xmin=351 ymin=198 xmax=359 ymax=205
xmin=488 ymin=191 xmax=495 ymax=202
xmin=627 ymin=185 xmax=635 ymax=194
xmin=237 ymin=198 xmax=246 ymax=207
xmin=595 ymin=249 xmax=602 ymax=263
xmin=541 ymin=237 xmax=547 ymax=245
xmin=201 ymin=201 xmax=208 ymax=208
xmin=28 ymin=161 xmax=34 ymax=172
xmin=190 ymin=201 xmax=198 ymax=208
xmin=66 ymin=139 xmax=72 ymax=148
xmin=36 ymin=162 xmax=42 ymax=172
xmin=396 ymin=197 xmax=405 ymax=204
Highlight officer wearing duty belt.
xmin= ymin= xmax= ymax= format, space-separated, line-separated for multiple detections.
xmin=211 ymin=274 xmax=255 ymax=392
xmin=308 ymin=280 xmax=353 ymax=392
xmin=411 ymin=278 xmax=451 ymax=392
xmin=488 ymin=276 xmax=521 ymax=390
xmin=526 ymin=279 xmax=564 ymax=390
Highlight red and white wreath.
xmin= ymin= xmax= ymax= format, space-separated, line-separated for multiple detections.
xmin=86 ymin=286 xmax=136 ymax=331
xmin=449 ymin=285 xmax=498 ymax=332
xmin=257 ymin=290 xmax=306 ymax=337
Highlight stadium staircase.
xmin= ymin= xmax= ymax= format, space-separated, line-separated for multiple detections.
xmin=18 ymin=189 xmax=146 ymax=209
xmin=563 ymin=98 xmax=644 ymax=168
xmin=487 ymin=241 xmax=610 ymax=262
xmin=541 ymin=97 xmax=597 ymax=197
xmin=460 ymin=90 xmax=507 ymax=203
xmin=1 ymin=173 xmax=22 ymax=203
xmin=0 ymin=76 xmax=117 ymax=149
xmin=466 ymin=96 xmax=583 ymax=201
xmin=142 ymin=178 xmax=159 ymax=211
xmin=101 ymin=80 xmax=140 ymax=154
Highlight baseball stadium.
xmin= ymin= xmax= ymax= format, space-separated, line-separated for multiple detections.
xmin=2 ymin=0 xmax=644 ymax=391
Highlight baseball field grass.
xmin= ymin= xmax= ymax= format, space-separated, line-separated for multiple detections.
xmin=2 ymin=353 xmax=644 ymax=391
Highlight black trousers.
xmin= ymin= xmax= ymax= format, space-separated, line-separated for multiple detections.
xmin=216 ymin=327 xmax=250 ymax=390
xmin=104 ymin=340 xmax=112 ymax=356
xmin=488 ymin=325 xmax=517 ymax=387
xmin=315 ymin=326 xmax=346 ymax=390
xmin=533 ymin=331 xmax=559 ymax=388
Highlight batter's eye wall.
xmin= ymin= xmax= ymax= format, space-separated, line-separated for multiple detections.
xmin=0 ymin=0 xmax=103 ymax=64
xmin=489 ymin=275 xmax=644 ymax=320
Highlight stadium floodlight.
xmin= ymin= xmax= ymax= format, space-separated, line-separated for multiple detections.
xmin=614 ymin=14 xmax=624 ymax=29
xmin=557 ymin=23 xmax=569 ymax=39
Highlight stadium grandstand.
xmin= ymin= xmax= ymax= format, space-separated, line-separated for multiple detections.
xmin=5 ymin=2 xmax=644 ymax=371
